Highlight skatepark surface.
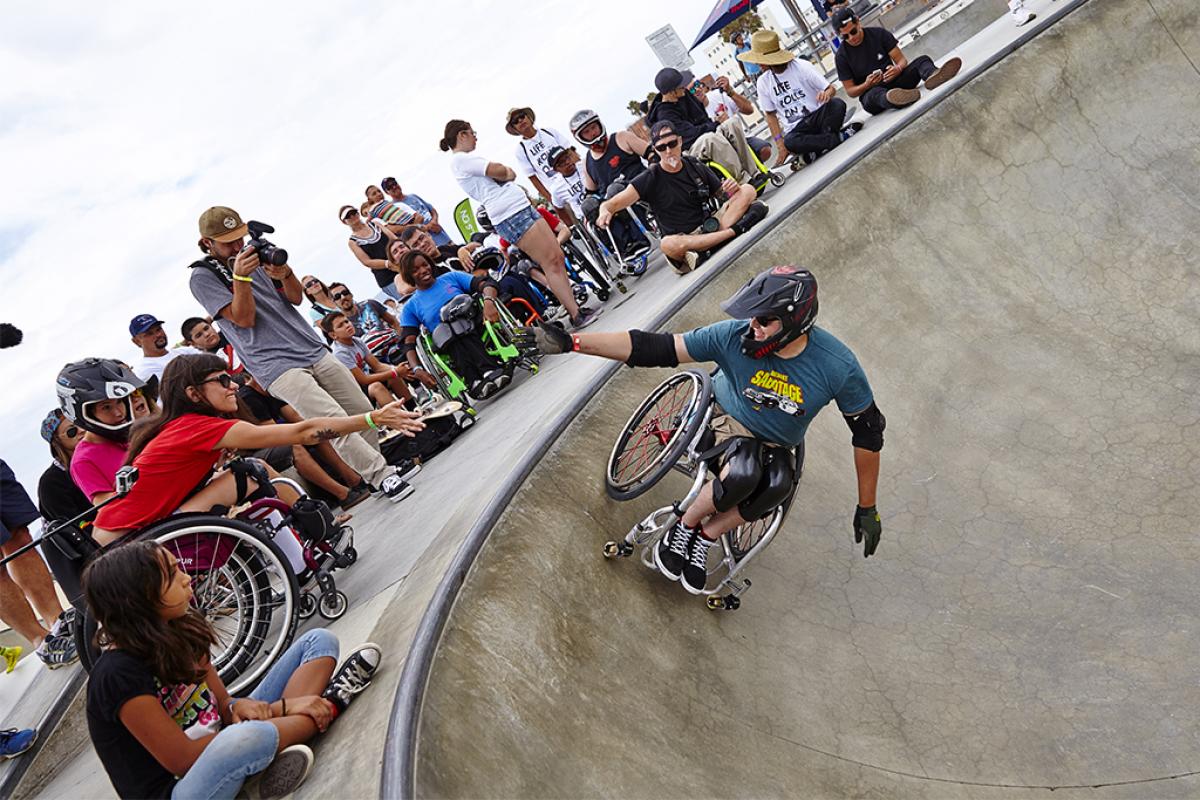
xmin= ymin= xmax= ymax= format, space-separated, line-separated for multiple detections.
xmin=409 ymin=0 xmax=1200 ymax=797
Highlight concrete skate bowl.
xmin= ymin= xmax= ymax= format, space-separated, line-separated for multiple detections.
xmin=404 ymin=0 xmax=1200 ymax=796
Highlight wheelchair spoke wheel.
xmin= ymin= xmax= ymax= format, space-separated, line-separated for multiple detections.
xmin=146 ymin=517 xmax=299 ymax=694
xmin=730 ymin=515 xmax=774 ymax=562
xmin=606 ymin=370 xmax=712 ymax=501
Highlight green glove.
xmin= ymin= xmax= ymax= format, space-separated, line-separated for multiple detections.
xmin=853 ymin=505 xmax=881 ymax=558
xmin=513 ymin=322 xmax=573 ymax=355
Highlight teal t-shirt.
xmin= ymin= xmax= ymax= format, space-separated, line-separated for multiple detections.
xmin=682 ymin=320 xmax=873 ymax=446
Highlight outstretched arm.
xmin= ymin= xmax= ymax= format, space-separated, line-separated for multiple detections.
xmin=216 ymin=403 xmax=422 ymax=449
xmin=518 ymin=326 xmax=695 ymax=366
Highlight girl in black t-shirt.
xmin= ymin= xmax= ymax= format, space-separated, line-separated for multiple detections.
xmin=84 ymin=541 xmax=383 ymax=799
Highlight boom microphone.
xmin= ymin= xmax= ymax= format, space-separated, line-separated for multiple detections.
xmin=0 ymin=323 xmax=22 ymax=349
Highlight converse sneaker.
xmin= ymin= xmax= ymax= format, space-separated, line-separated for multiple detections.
xmin=254 ymin=744 xmax=314 ymax=799
xmin=840 ymin=122 xmax=864 ymax=142
xmin=732 ymin=202 xmax=769 ymax=236
xmin=378 ymin=474 xmax=414 ymax=503
xmin=323 ymin=643 xmax=382 ymax=714
xmin=654 ymin=522 xmax=695 ymax=582
xmin=0 ymin=728 xmax=36 ymax=760
xmin=682 ymin=535 xmax=716 ymax=595
xmin=35 ymin=631 xmax=77 ymax=669
xmin=392 ymin=459 xmax=422 ymax=482
xmin=923 ymin=57 xmax=962 ymax=91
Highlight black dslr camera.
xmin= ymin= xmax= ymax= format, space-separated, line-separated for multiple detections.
xmin=245 ymin=221 xmax=289 ymax=267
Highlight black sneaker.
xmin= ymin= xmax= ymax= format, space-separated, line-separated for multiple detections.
xmin=340 ymin=484 xmax=371 ymax=510
xmin=682 ymin=535 xmax=715 ymax=595
xmin=732 ymin=202 xmax=769 ymax=236
xmin=379 ymin=474 xmax=414 ymax=503
xmin=840 ymin=122 xmax=864 ymax=141
xmin=654 ymin=522 xmax=694 ymax=582
xmin=391 ymin=459 xmax=422 ymax=482
xmin=323 ymin=642 xmax=382 ymax=713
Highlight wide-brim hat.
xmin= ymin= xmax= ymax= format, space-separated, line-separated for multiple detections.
xmin=737 ymin=29 xmax=795 ymax=66
xmin=505 ymin=107 xmax=535 ymax=135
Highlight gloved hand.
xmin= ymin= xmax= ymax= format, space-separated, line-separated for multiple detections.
xmin=513 ymin=322 xmax=573 ymax=356
xmin=853 ymin=505 xmax=881 ymax=558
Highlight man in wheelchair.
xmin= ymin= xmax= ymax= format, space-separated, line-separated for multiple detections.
xmin=598 ymin=121 xmax=767 ymax=275
xmin=518 ymin=266 xmax=884 ymax=594
xmin=396 ymin=249 xmax=511 ymax=399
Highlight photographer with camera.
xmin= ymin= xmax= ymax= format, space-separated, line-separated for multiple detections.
xmin=597 ymin=122 xmax=766 ymax=275
xmin=189 ymin=206 xmax=418 ymax=503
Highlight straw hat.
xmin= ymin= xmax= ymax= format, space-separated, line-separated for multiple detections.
xmin=505 ymin=107 xmax=535 ymax=135
xmin=736 ymin=29 xmax=795 ymax=66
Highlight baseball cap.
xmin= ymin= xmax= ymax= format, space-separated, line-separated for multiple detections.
xmin=381 ymin=177 xmax=399 ymax=190
xmin=198 ymin=206 xmax=249 ymax=243
xmin=546 ymin=145 xmax=571 ymax=166
xmin=40 ymin=409 xmax=63 ymax=444
xmin=832 ymin=7 xmax=858 ymax=29
xmin=129 ymin=314 xmax=165 ymax=336
xmin=339 ymin=205 xmax=358 ymax=221
xmin=654 ymin=67 xmax=686 ymax=94
xmin=649 ymin=121 xmax=678 ymax=143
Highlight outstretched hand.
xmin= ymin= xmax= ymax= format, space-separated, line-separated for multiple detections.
xmin=853 ymin=505 xmax=881 ymax=558
xmin=373 ymin=401 xmax=425 ymax=437
xmin=513 ymin=322 xmax=573 ymax=356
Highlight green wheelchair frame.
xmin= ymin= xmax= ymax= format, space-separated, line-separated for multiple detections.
xmin=705 ymin=146 xmax=786 ymax=194
xmin=414 ymin=295 xmax=540 ymax=407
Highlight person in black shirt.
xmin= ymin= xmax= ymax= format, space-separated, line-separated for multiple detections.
xmin=36 ymin=409 xmax=93 ymax=611
xmin=598 ymin=121 xmax=767 ymax=274
xmin=832 ymin=7 xmax=962 ymax=115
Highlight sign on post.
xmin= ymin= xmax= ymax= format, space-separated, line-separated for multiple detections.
xmin=646 ymin=24 xmax=694 ymax=71
xmin=454 ymin=198 xmax=479 ymax=241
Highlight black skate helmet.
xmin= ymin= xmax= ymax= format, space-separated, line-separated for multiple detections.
xmin=475 ymin=205 xmax=493 ymax=232
xmin=55 ymin=358 xmax=146 ymax=441
xmin=720 ymin=266 xmax=818 ymax=359
xmin=569 ymin=109 xmax=606 ymax=147
xmin=471 ymin=245 xmax=505 ymax=274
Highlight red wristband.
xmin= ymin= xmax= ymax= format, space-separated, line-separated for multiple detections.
xmin=572 ymin=335 xmax=581 ymax=352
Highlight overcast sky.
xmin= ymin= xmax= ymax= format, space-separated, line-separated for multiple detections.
xmin=0 ymin=0 xmax=796 ymax=491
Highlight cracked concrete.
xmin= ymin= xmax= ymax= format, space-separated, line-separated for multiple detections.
xmin=413 ymin=0 xmax=1200 ymax=796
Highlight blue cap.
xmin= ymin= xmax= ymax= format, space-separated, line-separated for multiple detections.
xmin=129 ymin=314 xmax=164 ymax=336
xmin=40 ymin=409 xmax=63 ymax=444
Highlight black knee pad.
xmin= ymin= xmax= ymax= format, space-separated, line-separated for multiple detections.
xmin=738 ymin=447 xmax=797 ymax=520
xmin=712 ymin=438 xmax=764 ymax=513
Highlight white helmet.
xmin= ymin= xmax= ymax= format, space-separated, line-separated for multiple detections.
xmin=569 ymin=109 xmax=606 ymax=147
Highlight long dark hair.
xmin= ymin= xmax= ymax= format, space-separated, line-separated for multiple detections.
xmin=303 ymin=277 xmax=331 ymax=306
xmin=439 ymin=119 xmax=470 ymax=152
xmin=82 ymin=540 xmax=216 ymax=684
xmin=125 ymin=354 xmax=229 ymax=464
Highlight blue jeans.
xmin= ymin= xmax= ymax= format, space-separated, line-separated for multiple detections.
xmin=494 ymin=204 xmax=540 ymax=243
xmin=170 ymin=629 xmax=339 ymax=800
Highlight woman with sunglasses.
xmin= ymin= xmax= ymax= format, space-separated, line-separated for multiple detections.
xmin=89 ymin=354 xmax=423 ymax=547
xmin=517 ymin=265 xmax=886 ymax=595
xmin=301 ymin=275 xmax=341 ymax=323
xmin=439 ymin=119 xmax=600 ymax=330
xmin=339 ymin=205 xmax=403 ymax=301
xmin=37 ymin=408 xmax=95 ymax=610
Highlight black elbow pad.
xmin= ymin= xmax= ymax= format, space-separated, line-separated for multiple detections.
xmin=845 ymin=403 xmax=885 ymax=452
xmin=625 ymin=329 xmax=679 ymax=368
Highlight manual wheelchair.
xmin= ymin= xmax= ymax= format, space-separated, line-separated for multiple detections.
xmin=602 ymin=370 xmax=800 ymax=611
xmin=414 ymin=292 xmax=541 ymax=406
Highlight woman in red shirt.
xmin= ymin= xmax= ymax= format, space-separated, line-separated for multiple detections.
xmin=92 ymin=354 xmax=422 ymax=546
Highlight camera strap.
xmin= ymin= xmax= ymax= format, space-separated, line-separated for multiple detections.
xmin=188 ymin=256 xmax=284 ymax=292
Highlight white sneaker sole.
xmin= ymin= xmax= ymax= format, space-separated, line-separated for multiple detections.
xmin=396 ymin=463 xmax=422 ymax=481
xmin=385 ymin=484 xmax=415 ymax=503
xmin=681 ymin=573 xmax=709 ymax=595
xmin=255 ymin=745 xmax=314 ymax=799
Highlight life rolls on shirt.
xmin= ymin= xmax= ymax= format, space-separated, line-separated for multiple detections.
xmin=755 ymin=59 xmax=832 ymax=133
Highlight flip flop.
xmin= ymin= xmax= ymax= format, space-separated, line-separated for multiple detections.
xmin=419 ymin=400 xmax=463 ymax=421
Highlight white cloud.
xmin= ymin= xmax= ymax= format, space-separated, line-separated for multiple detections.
xmin=1 ymin=0 xmax=785 ymax=488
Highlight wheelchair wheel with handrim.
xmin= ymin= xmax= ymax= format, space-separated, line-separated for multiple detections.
xmin=606 ymin=370 xmax=712 ymax=501
xmin=74 ymin=516 xmax=300 ymax=694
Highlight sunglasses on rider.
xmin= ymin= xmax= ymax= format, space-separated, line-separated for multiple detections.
xmin=63 ymin=425 xmax=80 ymax=439
xmin=303 ymin=279 xmax=321 ymax=288
xmin=654 ymin=137 xmax=682 ymax=152
xmin=199 ymin=374 xmax=235 ymax=389
xmin=331 ymin=291 xmax=351 ymax=301
xmin=752 ymin=315 xmax=780 ymax=327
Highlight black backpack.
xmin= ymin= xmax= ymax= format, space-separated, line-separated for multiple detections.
xmin=380 ymin=415 xmax=463 ymax=464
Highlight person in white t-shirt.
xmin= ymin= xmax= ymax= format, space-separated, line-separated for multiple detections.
xmin=739 ymin=30 xmax=861 ymax=166
xmin=439 ymin=119 xmax=599 ymax=330
xmin=506 ymin=107 xmax=578 ymax=226
xmin=127 ymin=314 xmax=202 ymax=381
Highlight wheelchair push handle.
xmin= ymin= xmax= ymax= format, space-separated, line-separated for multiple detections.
xmin=0 ymin=466 xmax=139 ymax=568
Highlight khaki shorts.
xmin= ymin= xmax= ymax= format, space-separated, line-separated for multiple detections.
xmin=710 ymin=403 xmax=757 ymax=447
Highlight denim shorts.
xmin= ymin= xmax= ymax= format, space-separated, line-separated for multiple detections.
xmin=494 ymin=204 xmax=541 ymax=244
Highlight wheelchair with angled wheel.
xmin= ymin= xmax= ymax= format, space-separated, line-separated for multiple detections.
xmin=414 ymin=292 xmax=540 ymax=404
xmin=601 ymin=369 xmax=800 ymax=611
xmin=18 ymin=466 xmax=304 ymax=694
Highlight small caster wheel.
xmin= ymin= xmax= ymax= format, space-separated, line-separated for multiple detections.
xmin=725 ymin=595 xmax=740 ymax=611
xmin=336 ymin=546 xmax=358 ymax=568
xmin=769 ymin=172 xmax=786 ymax=187
xmin=616 ymin=281 xmax=628 ymax=294
xmin=706 ymin=595 xmax=740 ymax=611
xmin=596 ymin=289 xmax=610 ymax=302
xmin=706 ymin=595 xmax=724 ymax=610
xmin=318 ymin=590 xmax=349 ymax=620
xmin=299 ymin=592 xmax=317 ymax=620
xmin=790 ymin=159 xmax=803 ymax=173
xmin=603 ymin=541 xmax=633 ymax=558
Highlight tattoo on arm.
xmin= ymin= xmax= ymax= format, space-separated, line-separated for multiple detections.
xmin=313 ymin=428 xmax=339 ymax=442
